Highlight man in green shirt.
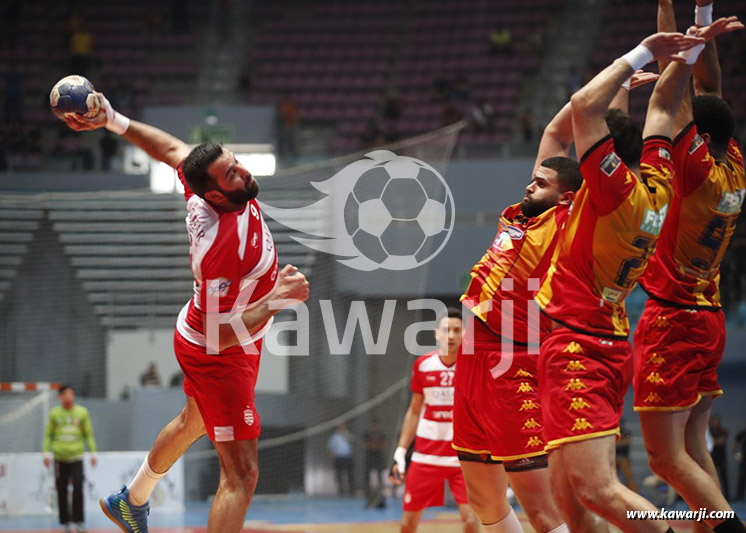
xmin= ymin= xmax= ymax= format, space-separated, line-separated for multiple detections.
xmin=43 ymin=385 xmax=97 ymax=533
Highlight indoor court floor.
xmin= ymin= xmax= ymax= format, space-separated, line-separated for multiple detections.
xmin=3 ymin=497 xmax=743 ymax=532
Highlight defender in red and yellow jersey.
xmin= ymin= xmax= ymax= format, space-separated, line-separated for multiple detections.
xmin=455 ymin=97 xmax=583 ymax=532
xmin=635 ymin=5 xmax=746 ymax=533
xmin=535 ymin=29 xmax=707 ymax=533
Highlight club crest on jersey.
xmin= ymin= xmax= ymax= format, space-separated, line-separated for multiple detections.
xmin=659 ymin=147 xmax=672 ymax=160
xmin=600 ymin=152 xmax=622 ymax=176
xmin=506 ymin=225 xmax=525 ymax=240
xmin=639 ymin=204 xmax=668 ymax=235
xmin=716 ymin=189 xmax=745 ymax=215
xmin=688 ymin=134 xmax=705 ymax=154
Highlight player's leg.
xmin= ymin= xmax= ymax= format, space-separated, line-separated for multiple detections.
xmin=208 ymin=438 xmax=259 ymax=533
xmin=129 ymin=395 xmax=206 ymax=505
xmin=457 ymin=504 xmax=481 ymax=533
xmin=617 ymin=455 xmax=639 ymax=492
xmin=562 ymin=435 xmax=670 ymax=533
xmin=641 ymin=404 xmax=741 ymax=531
xmin=506 ymin=463 xmax=566 ymax=532
xmin=458 ymin=460 xmax=521 ymax=532
xmin=55 ymin=461 xmax=70 ymax=527
xmin=71 ymin=460 xmax=84 ymax=526
xmin=548 ymin=448 xmax=607 ymax=533
xmin=401 ymin=509 xmax=425 ymax=533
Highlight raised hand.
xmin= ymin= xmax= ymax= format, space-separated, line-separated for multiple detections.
xmin=630 ymin=70 xmax=660 ymax=89
xmin=694 ymin=16 xmax=744 ymax=41
xmin=274 ymin=265 xmax=310 ymax=304
xmin=641 ymin=31 xmax=706 ymax=62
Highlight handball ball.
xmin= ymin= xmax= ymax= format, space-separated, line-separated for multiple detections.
xmin=49 ymin=75 xmax=100 ymax=120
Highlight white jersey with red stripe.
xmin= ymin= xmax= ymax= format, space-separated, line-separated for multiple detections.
xmin=175 ymin=162 xmax=279 ymax=354
xmin=410 ymin=351 xmax=459 ymax=468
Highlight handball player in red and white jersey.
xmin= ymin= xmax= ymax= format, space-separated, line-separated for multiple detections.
xmin=62 ymin=94 xmax=309 ymax=533
xmin=389 ymin=309 xmax=479 ymax=533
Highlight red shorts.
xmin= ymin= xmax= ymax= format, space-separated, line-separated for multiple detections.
xmin=174 ymin=330 xmax=262 ymax=442
xmin=539 ymin=328 xmax=633 ymax=451
xmin=633 ymin=299 xmax=725 ymax=411
xmin=403 ymin=461 xmax=468 ymax=511
xmin=453 ymin=319 xmax=546 ymax=462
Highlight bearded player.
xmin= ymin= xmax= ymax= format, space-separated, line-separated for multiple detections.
xmin=635 ymin=3 xmax=746 ymax=533
xmin=389 ymin=309 xmax=479 ymax=533
xmin=62 ymin=95 xmax=310 ymax=533
xmin=534 ymin=23 xmax=738 ymax=532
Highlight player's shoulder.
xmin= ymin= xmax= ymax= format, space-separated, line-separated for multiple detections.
xmin=727 ymin=139 xmax=744 ymax=169
xmin=414 ymin=351 xmax=447 ymax=372
xmin=500 ymin=203 xmax=522 ymax=222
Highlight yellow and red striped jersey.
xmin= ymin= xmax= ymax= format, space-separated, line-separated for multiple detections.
xmin=461 ymin=203 xmax=568 ymax=345
xmin=536 ymin=136 xmax=675 ymax=339
xmin=641 ymin=123 xmax=745 ymax=309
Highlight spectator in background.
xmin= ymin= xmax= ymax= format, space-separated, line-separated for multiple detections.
xmin=43 ymin=385 xmax=97 ymax=533
xmin=736 ymin=426 xmax=746 ymax=500
xmin=328 ymin=424 xmax=354 ymax=496
xmin=616 ymin=418 xmax=638 ymax=492
xmin=100 ymin=131 xmax=118 ymax=171
xmin=381 ymin=89 xmax=403 ymax=121
xmin=278 ymin=93 xmax=299 ymax=163
xmin=363 ymin=418 xmax=387 ymax=507
xmin=710 ymin=414 xmax=730 ymax=500
xmin=68 ymin=15 xmax=94 ymax=76
xmin=488 ymin=27 xmax=512 ymax=55
xmin=517 ymin=108 xmax=535 ymax=143
xmin=3 ymin=59 xmax=22 ymax=125
xmin=450 ymin=71 xmax=472 ymax=104
xmin=432 ymin=71 xmax=453 ymax=102
xmin=140 ymin=362 xmax=162 ymax=387
xmin=169 ymin=371 xmax=184 ymax=388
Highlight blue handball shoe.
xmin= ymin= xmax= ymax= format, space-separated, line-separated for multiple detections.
xmin=99 ymin=485 xmax=150 ymax=533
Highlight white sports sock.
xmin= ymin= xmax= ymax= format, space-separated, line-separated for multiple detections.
xmin=483 ymin=509 xmax=523 ymax=533
xmin=548 ymin=524 xmax=570 ymax=533
xmin=128 ymin=455 xmax=165 ymax=506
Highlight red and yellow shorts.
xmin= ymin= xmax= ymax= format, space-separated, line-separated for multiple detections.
xmin=403 ymin=461 xmax=468 ymax=511
xmin=453 ymin=319 xmax=546 ymax=465
xmin=538 ymin=328 xmax=633 ymax=451
xmin=633 ymin=299 xmax=725 ymax=412
xmin=174 ymin=330 xmax=262 ymax=442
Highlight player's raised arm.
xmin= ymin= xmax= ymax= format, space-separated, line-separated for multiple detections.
xmin=693 ymin=0 xmax=722 ymax=96
xmin=63 ymin=93 xmax=190 ymax=170
xmin=571 ymin=32 xmax=702 ymax=160
xmin=389 ymin=392 xmax=423 ymax=484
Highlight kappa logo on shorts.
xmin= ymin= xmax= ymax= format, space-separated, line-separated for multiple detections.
xmin=519 ymin=400 xmax=540 ymax=411
xmin=571 ymin=418 xmax=594 ymax=431
xmin=243 ymin=407 xmax=255 ymax=426
xmin=645 ymin=372 xmax=666 ymax=385
xmin=514 ymin=368 xmax=533 ymax=378
xmin=526 ymin=436 xmax=544 ymax=448
xmin=564 ymin=360 xmax=586 ymax=372
xmin=404 ymin=492 xmax=412 ymax=504
xmin=600 ymin=152 xmax=622 ymax=177
xmin=569 ymin=397 xmax=591 ymax=411
xmin=522 ymin=418 xmax=541 ymax=430
xmin=689 ymin=134 xmax=705 ymax=154
xmin=516 ymin=382 xmax=534 ymax=394
xmin=656 ymin=316 xmax=670 ymax=328
xmin=644 ymin=392 xmax=663 ymax=404
xmin=647 ymin=353 xmax=666 ymax=365
xmin=563 ymin=342 xmax=584 ymax=355
xmin=565 ymin=378 xmax=588 ymax=391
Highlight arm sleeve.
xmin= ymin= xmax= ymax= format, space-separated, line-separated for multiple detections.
xmin=43 ymin=413 xmax=53 ymax=453
xmin=671 ymin=123 xmax=713 ymax=197
xmin=410 ymin=358 xmax=423 ymax=394
xmin=82 ymin=409 xmax=97 ymax=453
xmin=176 ymin=160 xmax=195 ymax=202
xmin=579 ymin=135 xmax=636 ymax=216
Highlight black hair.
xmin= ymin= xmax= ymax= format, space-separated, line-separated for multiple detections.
xmin=540 ymin=156 xmax=583 ymax=192
xmin=438 ymin=306 xmax=463 ymax=324
xmin=58 ymin=384 xmax=73 ymax=395
xmin=692 ymin=94 xmax=735 ymax=154
xmin=605 ymin=108 xmax=643 ymax=169
xmin=181 ymin=141 xmax=224 ymax=199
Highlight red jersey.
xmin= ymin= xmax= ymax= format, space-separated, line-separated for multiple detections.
xmin=536 ymin=136 xmax=675 ymax=339
xmin=461 ymin=203 xmax=568 ymax=345
xmin=410 ymin=352 xmax=459 ymax=467
xmin=175 ymin=162 xmax=279 ymax=355
xmin=641 ymin=123 xmax=745 ymax=309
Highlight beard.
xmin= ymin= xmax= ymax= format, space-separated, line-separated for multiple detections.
xmin=520 ymin=195 xmax=555 ymax=218
xmin=222 ymin=178 xmax=259 ymax=205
